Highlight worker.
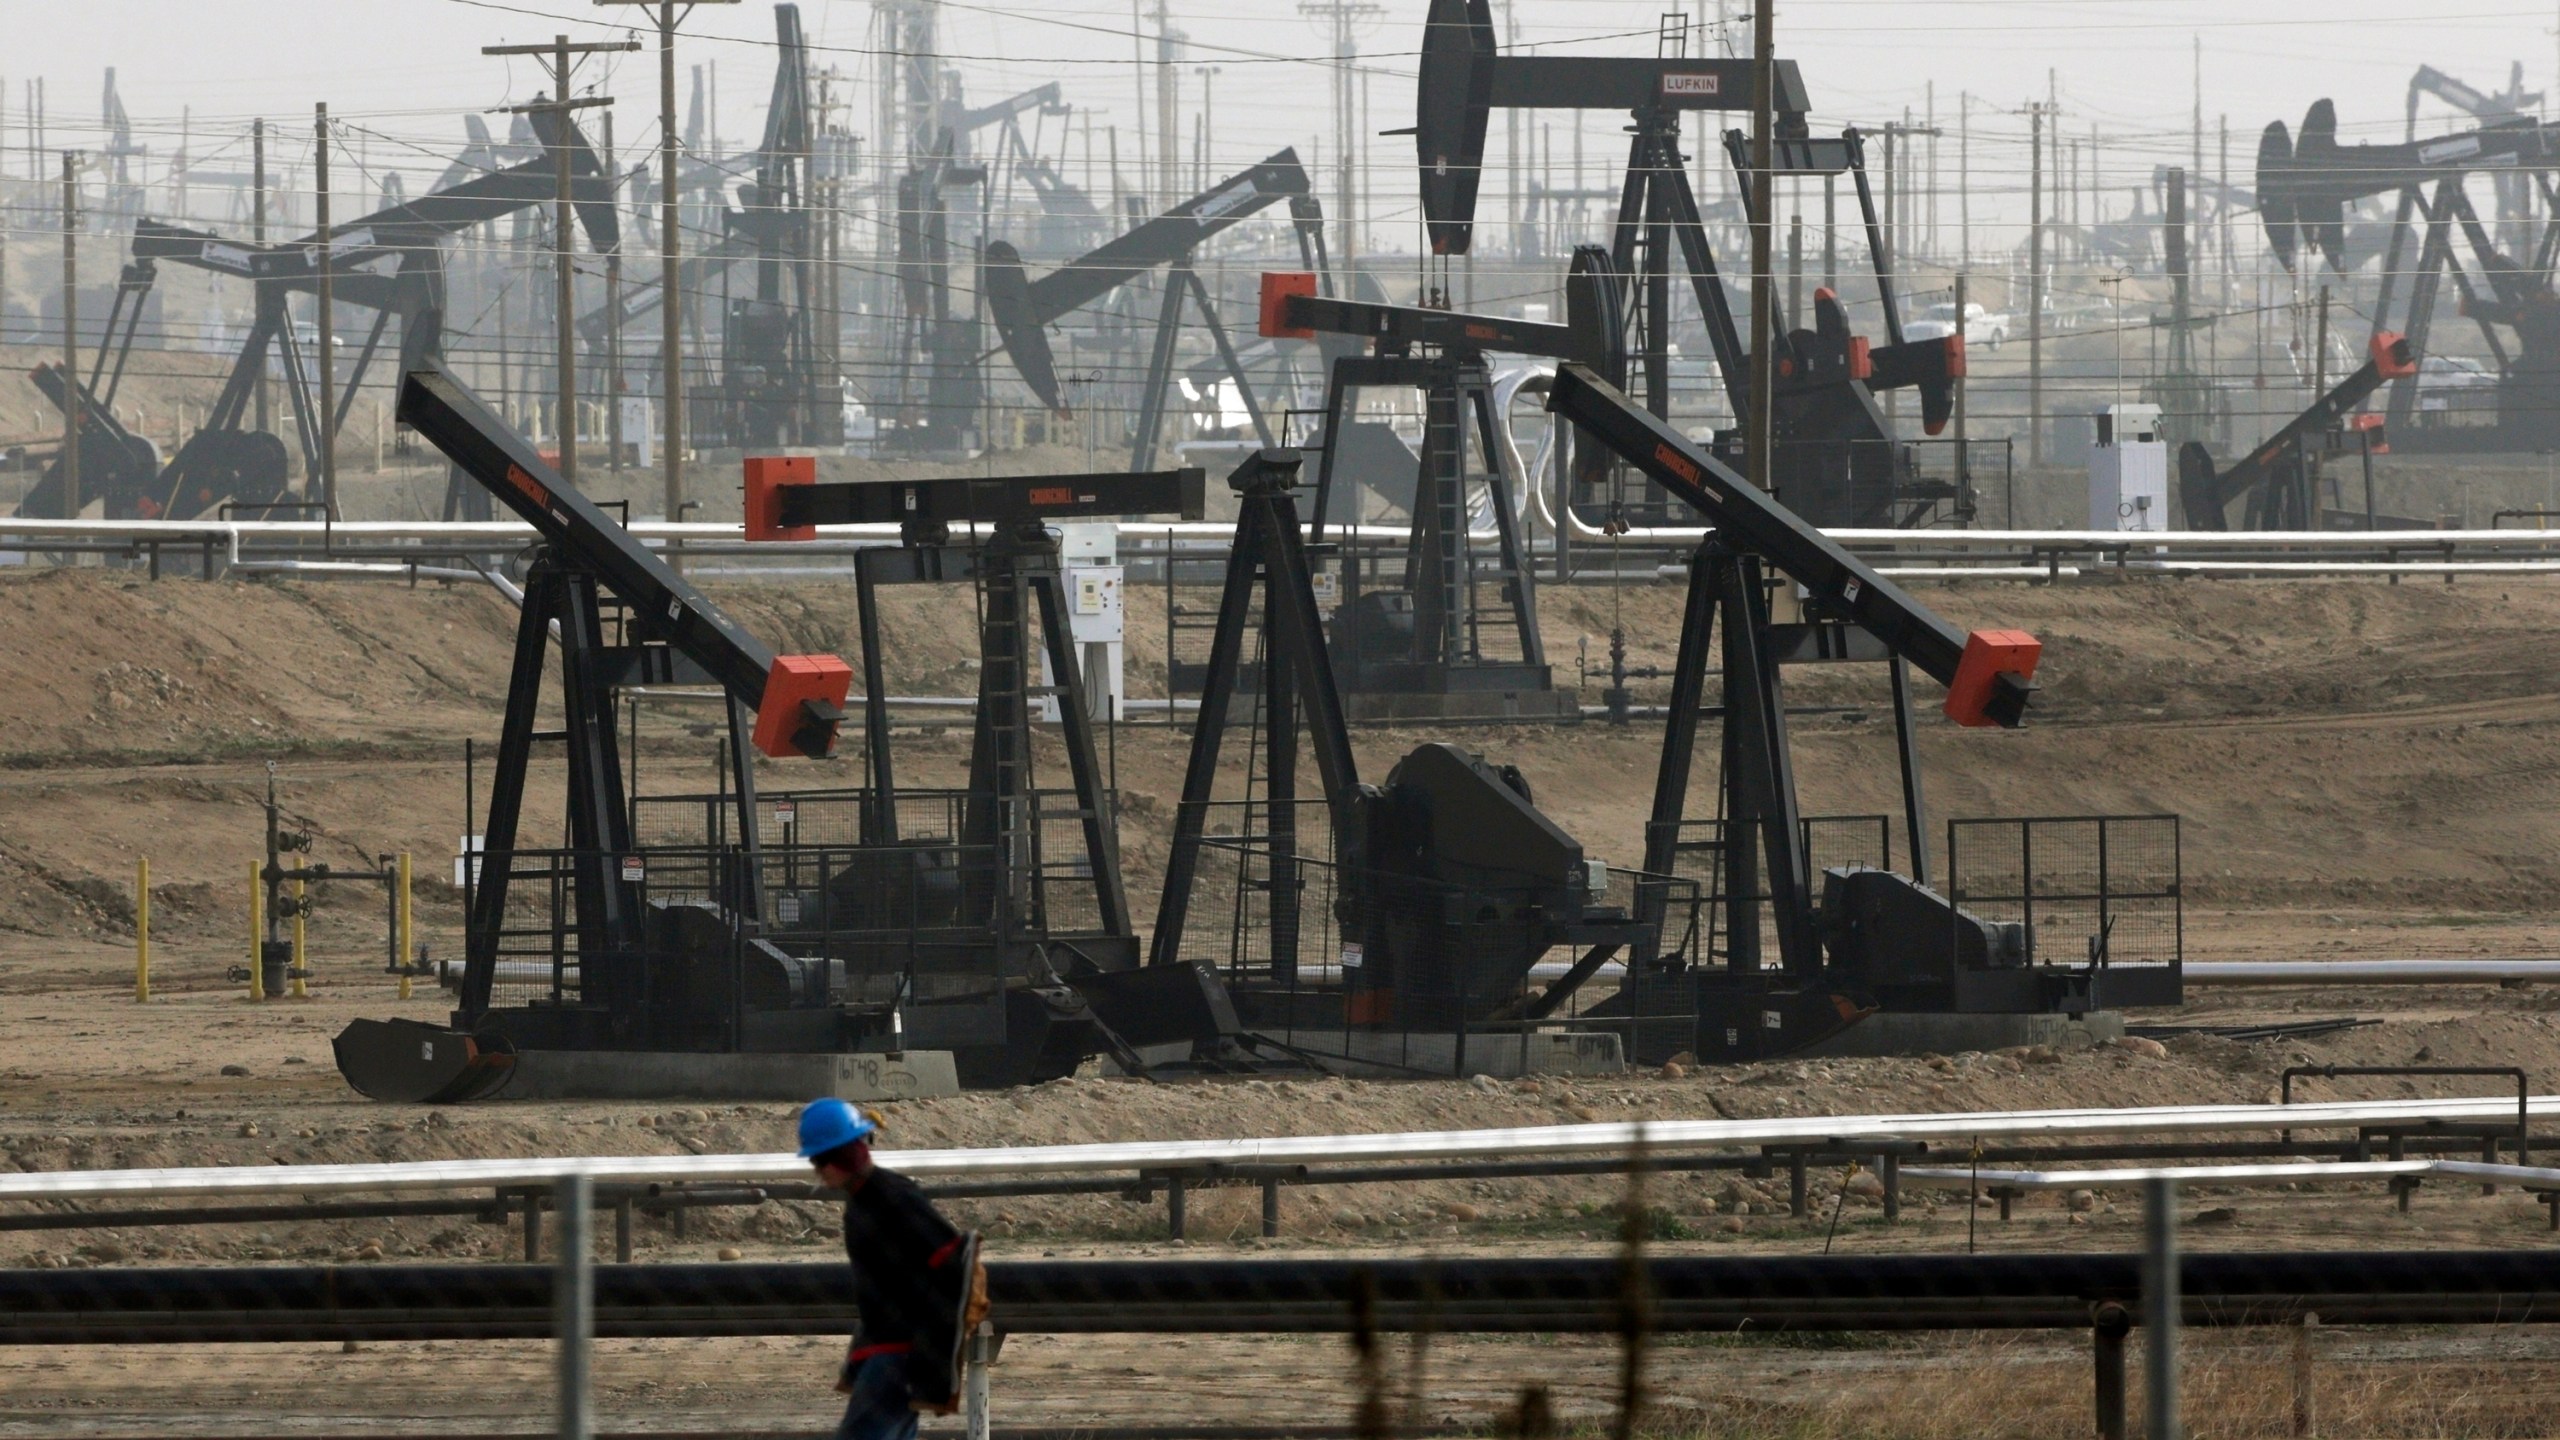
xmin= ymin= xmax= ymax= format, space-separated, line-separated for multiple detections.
xmin=800 ymin=1097 xmax=987 ymax=1440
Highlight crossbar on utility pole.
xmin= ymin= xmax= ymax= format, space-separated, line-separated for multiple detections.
xmin=60 ymin=150 xmax=79 ymax=525
xmin=315 ymin=104 xmax=338 ymax=519
xmin=2025 ymin=99 xmax=2053 ymax=468
xmin=486 ymin=34 xmax=636 ymax=491
xmin=596 ymin=0 xmax=738 ymax=560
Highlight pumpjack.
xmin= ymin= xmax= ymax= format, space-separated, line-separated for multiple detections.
xmin=983 ymin=150 xmax=1332 ymax=467
xmin=2259 ymin=97 xmax=2560 ymax=451
xmin=335 ymin=368 xmax=1250 ymax=1097
xmin=1548 ymin=366 xmax=2176 ymax=1058
xmin=27 ymin=108 xmax=616 ymax=523
xmin=333 ymin=365 xmax=850 ymax=1101
xmin=1411 ymin=0 xmax=1966 ymax=529
xmin=1150 ymin=448 xmax=1653 ymax=1052
xmin=733 ymin=458 xmax=1255 ymax=1085
xmin=711 ymin=3 xmax=833 ymax=449
xmin=1253 ymin=265 xmax=1623 ymax=718
xmin=1149 ymin=377 xmax=2154 ymax=1066
xmin=2178 ymin=334 xmax=2418 ymax=529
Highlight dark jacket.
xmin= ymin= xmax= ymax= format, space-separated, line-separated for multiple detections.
xmin=840 ymin=1163 xmax=962 ymax=1363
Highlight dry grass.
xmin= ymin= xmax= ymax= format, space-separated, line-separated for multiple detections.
xmin=1554 ymin=1329 xmax=2560 ymax=1439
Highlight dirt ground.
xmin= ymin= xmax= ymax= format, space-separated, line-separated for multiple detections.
xmin=7 ymin=561 xmax=2560 ymax=1434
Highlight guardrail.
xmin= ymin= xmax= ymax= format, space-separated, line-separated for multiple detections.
xmin=11 ymin=516 xmax=2560 ymax=575
xmin=6 ymin=1098 xmax=2552 ymax=1207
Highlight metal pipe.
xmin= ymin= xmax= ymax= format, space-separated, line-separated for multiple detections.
xmin=1903 ymin=1157 xmax=2560 ymax=1191
xmin=556 ymin=1174 xmax=593 ymax=1440
xmin=1520 ymin=958 xmax=2560 ymax=986
xmin=2183 ymin=960 xmax=2560 ymax=985
xmin=11 ymin=1098 xmax=2560 ymax=1203
xmin=12 ymin=1250 xmax=2560 ymax=1346
xmin=2 ymin=514 xmax=2560 ymax=554
xmin=2144 ymin=1178 xmax=2180 ymax=1440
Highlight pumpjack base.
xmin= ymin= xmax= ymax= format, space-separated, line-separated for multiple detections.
xmin=1596 ymin=970 xmax=2131 ymax=1066
xmin=503 ymin=1047 xmax=961 ymax=1102
xmin=1799 ymin=1009 xmax=2126 ymax=1060
xmin=1341 ymin=685 xmax=1582 ymax=724
xmin=1244 ymin=1027 xmax=1626 ymax=1079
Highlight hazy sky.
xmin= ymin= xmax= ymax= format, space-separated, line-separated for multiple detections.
xmin=4 ymin=0 xmax=2553 ymax=247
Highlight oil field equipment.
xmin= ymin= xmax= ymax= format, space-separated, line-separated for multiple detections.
xmin=1149 ymin=448 xmax=1656 ymax=1070
xmin=1409 ymin=0 xmax=1966 ymax=529
xmin=983 ymin=149 xmax=1331 ymax=467
xmin=734 ymin=457 xmax=1258 ymax=1086
xmin=2176 ymin=333 xmax=2417 ymax=530
xmin=332 ymin=365 xmax=854 ymax=1102
xmin=877 ymin=78 xmax=1105 ymax=455
xmin=237 ymin=766 xmax=418 ymax=1005
xmin=2088 ymin=405 xmax=2169 ymax=534
xmin=27 ymin=107 xmax=617 ymax=525
xmin=1146 ymin=419 xmax=2136 ymax=1068
xmin=1254 ymin=267 xmax=1623 ymax=719
xmin=1547 ymin=365 xmax=2180 ymax=1059
xmin=709 ymin=3 xmax=835 ymax=450
xmin=2257 ymin=96 xmax=2558 ymax=452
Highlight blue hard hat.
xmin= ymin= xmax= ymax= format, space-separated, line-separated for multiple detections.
xmin=797 ymin=1098 xmax=877 ymax=1159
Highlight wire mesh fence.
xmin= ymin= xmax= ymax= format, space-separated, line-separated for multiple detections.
xmin=1946 ymin=814 xmax=2183 ymax=972
xmin=18 ymin=1152 xmax=2560 ymax=1438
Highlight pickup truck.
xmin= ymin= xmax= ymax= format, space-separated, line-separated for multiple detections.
xmin=1904 ymin=301 xmax=2011 ymax=349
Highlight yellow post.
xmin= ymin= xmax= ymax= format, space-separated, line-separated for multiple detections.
xmin=396 ymin=851 xmax=414 ymax=1001
xmin=290 ymin=876 xmax=309 ymax=998
xmin=248 ymin=861 xmax=265 ymax=1001
xmin=134 ymin=857 xmax=150 ymax=1003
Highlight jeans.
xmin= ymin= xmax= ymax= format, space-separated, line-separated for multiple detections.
xmin=835 ymin=1352 xmax=920 ymax=1440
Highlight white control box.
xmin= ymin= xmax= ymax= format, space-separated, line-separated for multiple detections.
xmin=2088 ymin=403 xmax=2168 ymax=532
xmin=1040 ymin=523 xmax=1125 ymax=722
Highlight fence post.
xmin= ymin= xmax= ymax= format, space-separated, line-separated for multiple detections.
xmin=134 ymin=858 xmax=150 ymax=1003
xmin=963 ymin=1322 xmax=995 ymax=1440
xmin=1167 ymin=1174 xmax=1187 ymax=1240
xmin=2144 ymin=1177 xmax=2180 ymax=1440
xmin=2091 ymin=1302 xmax=2130 ymax=1440
xmin=2291 ymin=1310 xmax=2318 ymax=1438
xmin=1261 ymin=1178 xmax=1281 ymax=1239
xmin=555 ymin=1173 xmax=593 ymax=1440
xmin=248 ymin=861 xmax=266 ymax=1001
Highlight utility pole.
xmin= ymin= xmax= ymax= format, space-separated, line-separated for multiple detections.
xmin=2191 ymin=35 xmax=2204 ymax=268
xmin=253 ymin=119 xmax=269 ymax=438
xmin=599 ymin=0 xmax=735 ymax=537
xmin=60 ymin=150 xmax=79 ymax=524
xmin=2027 ymin=100 xmax=2051 ymax=467
xmin=1955 ymin=271 xmax=1974 ymax=522
xmin=1503 ymin=0 xmax=1519 ymax=259
xmin=1302 ymin=0 xmax=1381 ymax=267
xmin=1746 ymin=0 xmax=1774 ymax=496
xmin=1193 ymin=64 xmax=1221 ymax=195
xmin=315 ymin=104 xmax=337 ymax=518
xmin=604 ymin=108 xmax=622 ymax=474
xmin=1822 ymin=175 xmax=1836 ymax=292
xmin=1873 ymin=118 xmax=1941 ymax=277
xmin=1958 ymin=92 xmax=1969 ymax=265
xmin=1155 ymin=0 xmax=1181 ymax=208
xmin=488 ymin=33 xmax=636 ymax=491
